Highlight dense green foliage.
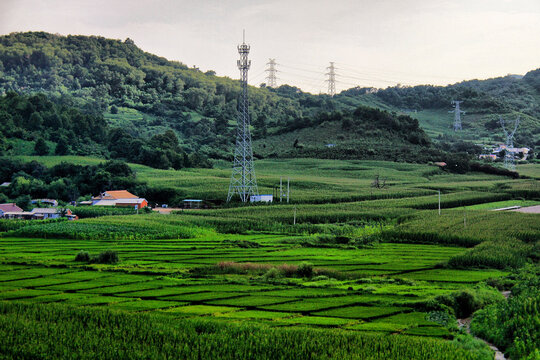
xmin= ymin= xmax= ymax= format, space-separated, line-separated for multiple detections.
xmin=0 ymin=31 xmax=498 ymax=164
xmin=0 ymin=302 xmax=492 ymax=360
xmin=471 ymin=265 xmax=540 ymax=360
xmin=0 ymin=158 xmax=185 ymax=205
xmin=0 ymin=92 xmax=210 ymax=169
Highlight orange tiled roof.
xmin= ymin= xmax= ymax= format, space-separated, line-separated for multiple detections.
xmin=94 ymin=190 xmax=138 ymax=200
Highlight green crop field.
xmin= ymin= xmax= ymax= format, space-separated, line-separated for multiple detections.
xmin=0 ymin=157 xmax=538 ymax=359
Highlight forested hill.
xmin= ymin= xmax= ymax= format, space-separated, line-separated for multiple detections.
xmin=0 ymin=31 xmax=537 ymax=163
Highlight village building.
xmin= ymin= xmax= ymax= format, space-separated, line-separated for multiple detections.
xmin=183 ymin=199 xmax=203 ymax=209
xmin=250 ymin=194 xmax=273 ymax=203
xmin=30 ymin=208 xmax=75 ymax=220
xmin=0 ymin=203 xmax=23 ymax=217
xmin=31 ymin=199 xmax=59 ymax=207
xmin=92 ymin=190 xmax=148 ymax=209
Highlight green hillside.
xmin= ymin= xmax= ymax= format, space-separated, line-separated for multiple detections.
xmin=0 ymin=31 xmax=538 ymax=164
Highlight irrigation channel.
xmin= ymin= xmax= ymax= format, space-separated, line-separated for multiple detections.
xmin=457 ymin=290 xmax=511 ymax=360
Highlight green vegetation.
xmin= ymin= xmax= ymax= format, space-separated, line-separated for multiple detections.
xmin=0 ymin=92 xmax=210 ymax=169
xmin=2 ymin=31 xmax=536 ymax=167
xmin=0 ymin=302 xmax=493 ymax=360
xmin=471 ymin=265 xmax=540 ymax=360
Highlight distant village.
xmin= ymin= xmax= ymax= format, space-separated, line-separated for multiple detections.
xmin=478 ymin=144 xmax=530 ymax=161
xmin=0 ymin=190 xmax=148 ymax=221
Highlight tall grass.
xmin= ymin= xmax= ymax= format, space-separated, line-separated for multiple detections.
xmin=0 ymin=302 xmax=490 ymax=360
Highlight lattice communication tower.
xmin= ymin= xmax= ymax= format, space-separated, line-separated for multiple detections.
xmin=227 ymin=32 xmax=259 ymax=202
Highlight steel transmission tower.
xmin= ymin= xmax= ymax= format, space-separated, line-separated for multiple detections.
xmin=449 ymin=100 xmax=465 ymax=131
xmin=326 ymin=62 xmax=336 ymax=96
xmin=227 ymin=33 xmax=259 ymax=202
xmin=265 ymin=58 xmax=278 ymax=88
xmin=500 ymin=116 xmax=520 ymax=170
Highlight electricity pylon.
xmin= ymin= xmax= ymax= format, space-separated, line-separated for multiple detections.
xmin=449 ymin=100 xmax=465 ymax=131
xmin=500 ymin=116 xmax=520 ymax=170
xmin=227 ymin=32 xmax=259 ymax=202
xmin=265 ymin=58 xmax=278 ymax=88
xmin=326 ymin=62 xmax=336 ymax=96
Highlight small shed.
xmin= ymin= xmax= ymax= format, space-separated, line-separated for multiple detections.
xmin=250 ymin=194 xmax=273 ymax=203
xmin=183 ymin=199 xmax=203 ymax=209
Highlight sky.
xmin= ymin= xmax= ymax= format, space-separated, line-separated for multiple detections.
xmin=1 ymin=0 xmax=539 ymax=93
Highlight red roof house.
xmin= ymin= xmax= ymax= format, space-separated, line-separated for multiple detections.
xmin=0 ymin=203 xmax=23 ymax=217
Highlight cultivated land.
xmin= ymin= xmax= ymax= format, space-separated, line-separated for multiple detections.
xmin=0 ymin=157 xmax=538 ymax=359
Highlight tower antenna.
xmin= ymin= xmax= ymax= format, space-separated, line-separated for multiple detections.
xmin=227 ymin=32 xmax=259 ymax=202
xmin=326 ymin=62 xmax=336 ymax=96
xmin=449 ymin=100 xmax=465 ymax=131
xmin=499 ymin=116 xmax=520 ymax=170
xmin=265 ymin=58 xmax=278 ymax=88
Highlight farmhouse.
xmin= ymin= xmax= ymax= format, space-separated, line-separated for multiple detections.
xmin=30 ymin=208 xmax=75 ymax=220
xmin=31 ymin=199 xmax=59 ymax=207
xmin=0 ymin=203 xmax=23 ymax=217
xmin=92 ymin=190 xmax=148 ymax=209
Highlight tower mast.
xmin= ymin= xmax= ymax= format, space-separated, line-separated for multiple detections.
xmin=326 ymin=62 xmax=336 ymax=96
xmin=227 ymin=32 xmax=259 ymax=202
xmin=449 ymin=100 xmax=465 ymax=131
xmin=265 ymin=58 xmax=278 ymax=88
xmin=500 ymin=116 xmax=520 ymax=171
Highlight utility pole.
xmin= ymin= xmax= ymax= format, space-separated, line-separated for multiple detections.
xmin=280 ymin=177 xmax=283 ymax=202
xmin=449 ymin=100 xmax=465 ymax=131
xmin=326 ymin=62 xmax=336 ymax=96
xmin=287 ymin=177 xmax=290 ymax=203
xmin=265 ymin=58 xmax=278 ymax=88
xmin=227 ymin=31 xmax=259 ymax=202
xmin=500 ymin=116 xmax=520 ymax=171
xmin=438 ymin=190 xmax=441 ymax=216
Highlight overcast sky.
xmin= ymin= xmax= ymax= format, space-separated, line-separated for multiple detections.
xmin=1 ymin=0 xmax=539 ymax=93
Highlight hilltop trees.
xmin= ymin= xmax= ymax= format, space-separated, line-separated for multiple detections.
xmin=0 ymin=92 xmax=211 ymax=170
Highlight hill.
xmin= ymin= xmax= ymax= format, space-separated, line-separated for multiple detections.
xmin=0 ymin=31 xmax=538 ymax=164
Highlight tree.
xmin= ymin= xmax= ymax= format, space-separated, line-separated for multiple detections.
xmin=34 ymin=138 xmax=49 ymax=155
xmin=28 ymin=112 xmax=43 ymax=130
xmin=55 ymin=137 xmax=69 ymax=155
xmin=15 ymin=194 xmax=32 ymax=211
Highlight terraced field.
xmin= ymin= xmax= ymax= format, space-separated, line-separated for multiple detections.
xmin=0 ymin=233 xmax=508 ymax=338
xmin=1 ymin=157 xmax=537 ymax=359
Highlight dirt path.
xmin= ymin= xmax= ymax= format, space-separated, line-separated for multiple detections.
xmin=511 ymin=205 xmax=540 ymax=214
xmin=458 ymin=315 xmax=507 ymax=360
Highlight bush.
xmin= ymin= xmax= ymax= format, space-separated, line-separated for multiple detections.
xmin=74 ymin=250 xmax=90 ymax=262
xmin=427 ymin=286 xmax=504 ymax=318
xmin=95 ymin=250 xmax=119 ymax=264
xmin=297 ymin=262 xmax=314 ymax=278
xmin=73 ymin=250 xmax=119 ymax=264
xmin=262 ymin=267 xmax=282 ymax=281
xmin=470 ymin=265 xmax=540 ymax=359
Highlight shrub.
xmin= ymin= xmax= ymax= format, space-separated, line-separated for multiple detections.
xmin=73 ymin=250 xmax=119 ymax=264
xmin=471 ymin=266 xmax=540 ymax=359
xmin=427 ymin=286 xmax=504 ymax=318
xmin=262 ymin=267 xmax=282 ymax=281
xmin=297 ymin=262 xmax=314 ymax=278
xmin=95 ymin=250 xmax=119 ymax=264
xmin=74 ymin=250 xmax=90 ymax=262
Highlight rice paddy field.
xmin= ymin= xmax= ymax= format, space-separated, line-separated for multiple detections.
xmin=1 ymin=157 xmax=539 ymax=359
